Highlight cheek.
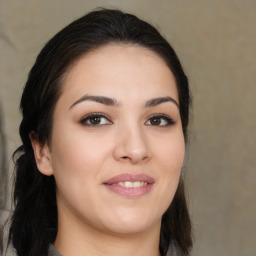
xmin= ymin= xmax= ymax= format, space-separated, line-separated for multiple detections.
xmin=49 ymin=125 xmax=114 ymax=185
xmin=154 ymin=132 xmax=185 ymax=197
xmin=49 ymin=132 xmax=103 ymax=210
xmin=156 ymin=132 xmax=185 ymax=170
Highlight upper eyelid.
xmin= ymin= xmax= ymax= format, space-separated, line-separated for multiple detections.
xmin=146 ymin=113 xmax=174 ymax=120
xmin=81 ymin=112 xmax=111 ymax=119
xmin=80 ymin=112 xmax=112 ymax=124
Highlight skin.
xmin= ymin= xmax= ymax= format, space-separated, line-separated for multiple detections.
xmin=31 ymin=44 xmax=185 ymax=256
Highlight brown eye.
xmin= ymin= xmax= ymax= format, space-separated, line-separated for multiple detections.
xmin=89 ymin=116 xmax=101 ymax=125
xmin=146 ymin=115 xmax=175 ymax=127
xmin=80 ymin=113 xmax=112 ymax=126
xmin=149 ymin=117 xmax=161 ymax=125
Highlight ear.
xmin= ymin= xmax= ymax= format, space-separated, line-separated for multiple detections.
xmin=29 ymin=132 xmax=53 ymax=176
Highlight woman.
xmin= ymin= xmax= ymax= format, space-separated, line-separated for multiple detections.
xmin=4 ymin=8 xmax=192 ymax=256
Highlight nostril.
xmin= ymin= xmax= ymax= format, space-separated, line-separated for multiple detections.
xmin=113 ymin=136 xmax=151 ymax=163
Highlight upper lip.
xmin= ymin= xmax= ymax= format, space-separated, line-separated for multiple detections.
xmin=103 ymin=173 xmax=155 ymax=185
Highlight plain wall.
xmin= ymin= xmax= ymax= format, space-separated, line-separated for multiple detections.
xmin=0 ymin=1 xmax=255 ymax=255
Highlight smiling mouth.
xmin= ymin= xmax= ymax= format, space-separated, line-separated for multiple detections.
xmin=117 ymin=181 xmax=148 ymax=188
xmin=103 ymin=173 xmax=154 ymax=197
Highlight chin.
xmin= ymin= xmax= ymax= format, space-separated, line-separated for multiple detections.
xmin=101 ymin=208 xmax=161 ymax=235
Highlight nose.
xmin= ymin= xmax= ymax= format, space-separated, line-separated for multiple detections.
xmin=113 ymin=124 xmax=151 ymax=164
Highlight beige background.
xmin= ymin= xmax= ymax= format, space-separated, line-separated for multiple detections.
xmin=0 ymin=0 xmax=255 ymax=255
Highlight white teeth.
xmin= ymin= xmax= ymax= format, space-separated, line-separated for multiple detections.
xmin=118 ymin=181 xmax=147 ymax=188
xmin=124 ymin=181 xmax=133 ymax=188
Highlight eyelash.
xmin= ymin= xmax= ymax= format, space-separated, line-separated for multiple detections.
xmin=80 ymin=113 xmax=175 ymax=127
xmin=145 ymin=114 xmax=175 ymax=127
xmin=80 ymin=113 xmax=112 ymax=127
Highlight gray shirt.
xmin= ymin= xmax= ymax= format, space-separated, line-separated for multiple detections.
xmin=48 ymin=244 xmax=62 ymax=256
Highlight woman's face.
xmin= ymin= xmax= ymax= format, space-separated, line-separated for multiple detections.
xmin=35 ymin=44 xmax=185 ymax=236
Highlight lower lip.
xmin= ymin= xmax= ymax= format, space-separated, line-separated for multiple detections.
xmin=104 ymin=183 xmax=154 ymax=198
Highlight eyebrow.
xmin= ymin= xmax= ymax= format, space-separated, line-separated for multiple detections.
xmin=69 ymin=94 xmax=179 ymax=109
xmin=145 ymin=96 xmax=179 ymax=108
xmin=69 ymin=94 xmax=120 ymax=109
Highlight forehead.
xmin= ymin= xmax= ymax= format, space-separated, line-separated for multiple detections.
xmin=59 ymin=44 xmax=179 ymax=105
